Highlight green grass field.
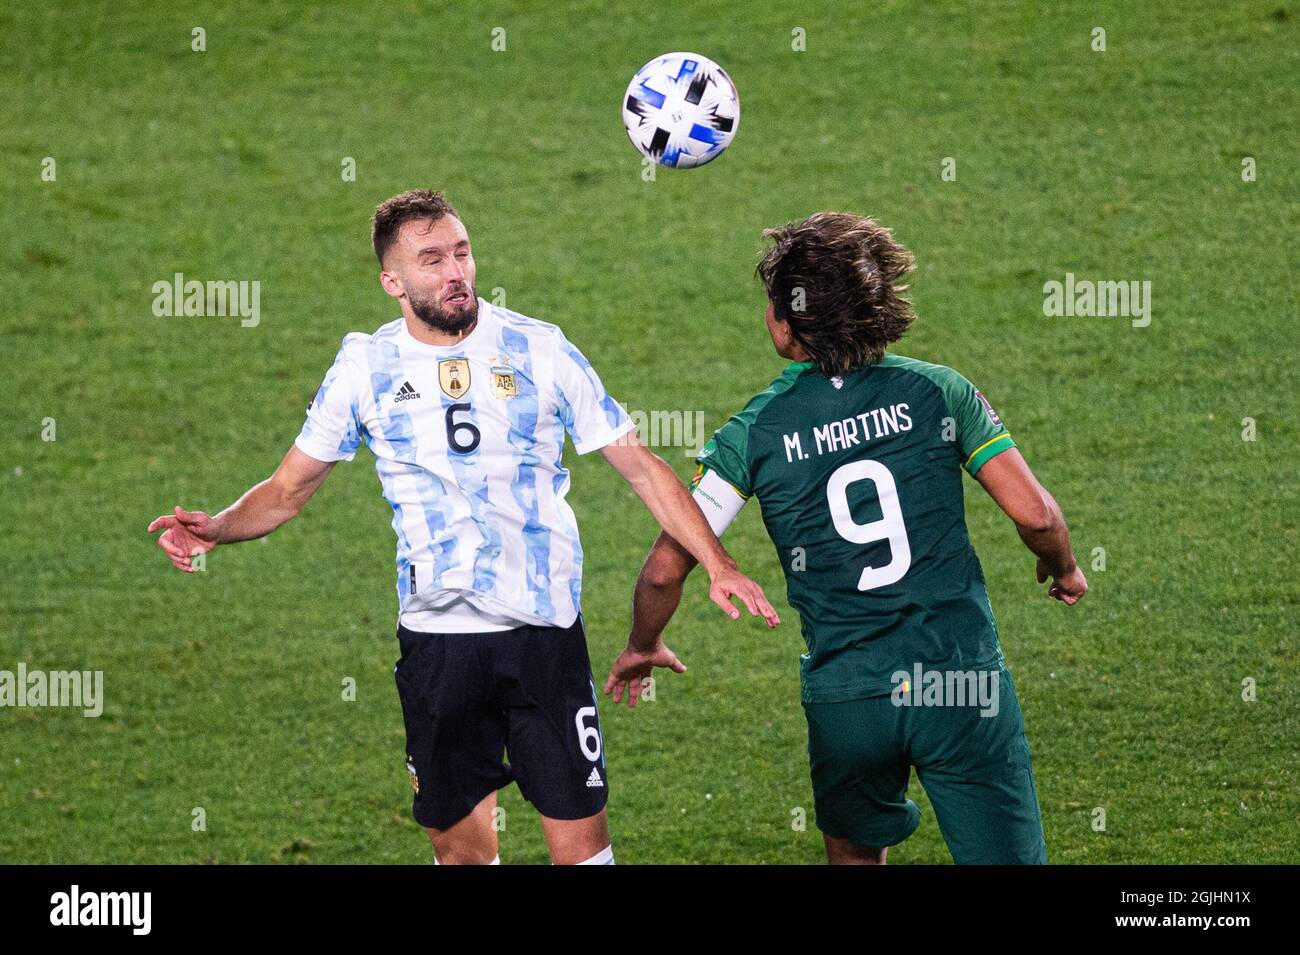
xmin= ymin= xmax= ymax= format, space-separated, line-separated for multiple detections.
xmin=2 ymin=1 xmax=1296 ymax=864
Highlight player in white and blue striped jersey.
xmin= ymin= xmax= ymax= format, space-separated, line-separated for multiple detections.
xmin=148 ymin=190 xmax=779 ymax=865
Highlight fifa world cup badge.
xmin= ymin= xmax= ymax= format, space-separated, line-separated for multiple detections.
xmin=438 ymin=359 xmax=470 ymax=399
xmin=491 ymin=364 xmax=518 ymax=400
xmin=406 ymin=756 xmax=420 ymax=794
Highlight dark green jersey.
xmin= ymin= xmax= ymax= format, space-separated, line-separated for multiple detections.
xmin=694 ymin=353 xmax=1016 ymax=703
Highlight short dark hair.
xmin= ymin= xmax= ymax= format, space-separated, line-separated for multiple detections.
xmin=755 ymin=212 xmax=917 ymax=376
xmin=371 ymin=189 xmax=462 ymax=266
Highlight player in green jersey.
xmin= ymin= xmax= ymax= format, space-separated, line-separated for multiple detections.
xmin=603 ymin=212 xmax=1087 ymax=864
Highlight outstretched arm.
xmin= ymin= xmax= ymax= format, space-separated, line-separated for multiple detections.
xmin=630 ymin=531 xmax=698 ymax=651
xmin=602 ymin=457 xmax=756 ymax=707
xmin=602 ymin=531 xmax=698 ymax=707
xmin=147 ymin=445 xmax=335 ymax=573
xmin=600 ymin=429 xmax=778 ymax=626
xmin=975 ymin=448 xmax=1087 ymax=604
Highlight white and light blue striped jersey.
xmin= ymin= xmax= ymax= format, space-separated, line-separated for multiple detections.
xmin=294 ymin=298 xmax=635 ymax=632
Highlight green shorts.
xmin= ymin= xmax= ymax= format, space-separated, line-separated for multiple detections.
xmin=802 ymin=667 xmax=1046 ymax=864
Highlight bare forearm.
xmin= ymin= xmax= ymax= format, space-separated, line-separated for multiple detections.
xmin=629 ymin=534 xmax=698 ymax=652
xmin=629 ymin=456 xmax=733 ymax=575
xmin=976 ymin=451 xmax=1077 ymax=578
xmin=211 ymin=477 xmax=302 ymax=543
xmin=1015 ymin=497 xmax=1076 ymax=578
xmin=629 ymin=575 xmax=682 ymax=652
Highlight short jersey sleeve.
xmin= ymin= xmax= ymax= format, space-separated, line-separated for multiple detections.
xmin=294 ymin=336 xmax=364 ymax=463
xmin=553 ymin=331 xmax=635 ymax=454
xmin=941 ymin=370 xmax=1015 ymax=476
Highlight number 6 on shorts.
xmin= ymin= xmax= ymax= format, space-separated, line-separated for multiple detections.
xmin=575 ymin=705 xmax=602 ymax=761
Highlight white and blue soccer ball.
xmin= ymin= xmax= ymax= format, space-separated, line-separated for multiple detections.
xmin=622 ymin=52 xmax=740 ymax=169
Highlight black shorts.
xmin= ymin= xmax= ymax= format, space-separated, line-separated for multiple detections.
xmin=394 ymin=615 xmax=609 ymax=830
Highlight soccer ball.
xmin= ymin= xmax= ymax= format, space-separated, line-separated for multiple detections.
xmin=622 ymin=52 xmax=740 ymax=169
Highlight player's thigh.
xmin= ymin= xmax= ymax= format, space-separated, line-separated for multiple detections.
xmin=912 ymin=669 xmax=1046 ymax=864
xmin=803 ymin=695 xmax=920 ymax=850
xmin=395 ymin=626 xmax=512 ymax=832
xmin=502 ymin=618 xmax=609 ymax=826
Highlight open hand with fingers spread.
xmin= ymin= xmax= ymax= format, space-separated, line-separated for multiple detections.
xmin=147 ymin=506 xmax=220 ymax=574
xmin=603 ymin=641 xmax=686 ymax=708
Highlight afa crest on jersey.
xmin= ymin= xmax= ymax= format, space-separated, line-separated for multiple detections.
xmin=491 ymin=364 xmax=517 ymax=400
xmin=439 ymin=359 xmax=471 ymax=399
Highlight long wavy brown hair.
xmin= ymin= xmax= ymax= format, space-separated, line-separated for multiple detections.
xmin=755 ymin=212 xmax=917 ymax=377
